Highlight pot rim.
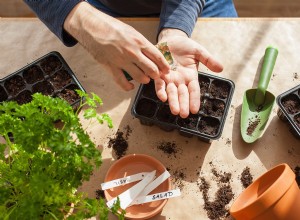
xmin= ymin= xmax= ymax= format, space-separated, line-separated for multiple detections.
xmin=230 ymin=163 xmax=296 ymax=219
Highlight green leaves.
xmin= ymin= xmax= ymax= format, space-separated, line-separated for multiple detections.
xmin=0 ymin=91 xmax=121 ymax=219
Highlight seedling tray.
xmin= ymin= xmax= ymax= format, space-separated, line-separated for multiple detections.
xmin=276 ymin=84 xmax=300 ymax=139
xmin=0 ymin=51 xmax=85 ymax=108
xmin=131 ymin=72 xmax=235 ymax=142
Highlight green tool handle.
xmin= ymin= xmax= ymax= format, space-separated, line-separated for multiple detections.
xmin=254 ymin=46 xmax=278 ymax=106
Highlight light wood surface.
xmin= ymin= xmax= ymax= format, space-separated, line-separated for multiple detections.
xmin=0 ymin=17 xmax=300 ymax=220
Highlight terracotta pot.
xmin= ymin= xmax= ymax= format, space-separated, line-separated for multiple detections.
xmin=104 ymin=154 xmax=171 ymax=220
xmin=230 ymin=163 xmax=300 ymax=220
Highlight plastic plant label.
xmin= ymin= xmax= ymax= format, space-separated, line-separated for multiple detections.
xmin=133 ymin=189 xmax=181 ymax=205
xmin=101 ymin=172 xmax=149 ymax=190
xmin=106 ymin=170 xmax=156 ymax=209
xmin=130 ymin=170 xmax=170 ymax=205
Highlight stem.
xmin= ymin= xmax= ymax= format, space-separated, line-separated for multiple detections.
xmin=45 ymin=210 xmax=59 ymax=220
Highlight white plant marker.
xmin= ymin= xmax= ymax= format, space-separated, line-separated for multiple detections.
xmin=106 ymin=170 xmax=156 ymax=210
xmin=101 ymin=172 xmax=150 ymax=190
xmin=133 ymin=189 xmax=181 ymax=205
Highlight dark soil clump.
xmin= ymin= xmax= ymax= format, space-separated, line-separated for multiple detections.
xmin=211 ymin=168 xmax=232 ymax=184
xmin=95 ymin=189 xmax=105 ymax=200
xmin=199 ymin=177 xmax=234 ymax=220
xmin=240 ymin=167 xmax=253 ymax=188
xmin=203 ymin=99 xmax=225 ymax=117
xmin=199 ymin=75 xmax=210 ymax=96
xmin=177 ymin=114 xmax=199 ymax=129
xmin=157 ymin=141 xmax=181 ymax=158
xmin=14 ymin=90 xmax=32 ymax=105
xmin=210 ymin=80 xmax=230 ymax=99
xmin=247 ymin=116 xmax=261 ymax=136
xmin=0 ymin=86 xmax=8 ymax=102
xmin=282 ymin=94 xmax=300 ymax=114
xmin=198 ymin=117 xmax=220 ymax=135
xmin=58 ymin=85 xmax=80 ymax=104
xmin=135 ymin=98 xmax=157 ymax=118
xmin=108 ymin=126 xmax=132 ymax=159
xmin=32 ymin=81 xmax=54 ymax=96
xmin=50 ymin=69 xmax=72 ymax=89
xmin=23 ymin=65 xmax=44 ymax=84
xmin=40 ymin=55 xmax=62 ymax=74
xmin=4 ymin=75 xmax=26 ymax=95
xmin=156 ymin=104 xmax=176 ymax=123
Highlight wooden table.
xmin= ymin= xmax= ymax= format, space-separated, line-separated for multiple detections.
xmin=0 ymin=17 xmax=300 ymax=220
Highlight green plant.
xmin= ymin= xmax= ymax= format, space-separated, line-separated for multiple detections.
xmin=0 ymin=91 xmax=124 ymax=220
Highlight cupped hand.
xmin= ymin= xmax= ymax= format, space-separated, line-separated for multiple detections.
xmin=156 ymin=29 xmax=223 ymax=118
xmin=64 ymin=2 xmax=170 ymax=90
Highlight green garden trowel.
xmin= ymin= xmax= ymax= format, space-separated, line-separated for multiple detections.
xmin=241 ymin=46 xmax=278 ymax=143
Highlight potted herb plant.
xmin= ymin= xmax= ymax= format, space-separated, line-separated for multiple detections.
xmin=0 ymin=91 xmax=124 ymax=219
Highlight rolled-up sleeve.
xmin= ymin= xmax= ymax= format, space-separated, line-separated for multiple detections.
xmin=24 ymin=0 xmax=81 ymax=47
xmin=159 ymin=0 xmax=205 ymax=37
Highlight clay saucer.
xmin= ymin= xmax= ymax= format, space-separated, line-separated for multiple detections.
xmin=104 ymin=154 xmax=171 ymax=219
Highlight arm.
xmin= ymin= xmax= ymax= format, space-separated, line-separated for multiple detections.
xmin=155 ymin=0 xmax=223 ymax=118
xmin=24 ymin=0 xmax=81 ymax=46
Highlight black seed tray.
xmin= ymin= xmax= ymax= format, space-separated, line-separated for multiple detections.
xmin=276 ymin=84 xmax=300 ymax=139
xmin=0 ymin=51 xmax=85 ymax=109
xmin=131 ymin=72 xmax=235 ymax=143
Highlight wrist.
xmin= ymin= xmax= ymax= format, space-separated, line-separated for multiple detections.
xmin=158 ymin=28 xmax=188 ymax=42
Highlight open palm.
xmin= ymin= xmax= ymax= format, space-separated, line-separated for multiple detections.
xmin=155 ymin=35 xmax=223 ymax=118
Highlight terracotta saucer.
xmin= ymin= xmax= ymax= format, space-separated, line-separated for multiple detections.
xmin=104 ymin=154 xmax=171 ymax=219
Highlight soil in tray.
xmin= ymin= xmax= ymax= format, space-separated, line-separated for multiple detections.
xmin=202 ymin=99 xmax=225 ymax=117
xmin=281 ymin=94 xmax=300 ymax=114
xmin=177 ymin=113 xmax=199 ymax=129
xmin=198 ymin=116 xmax=220 ymax=136
xmin=32 ymin=81 xmax=54 ymax=96
xmin=294 ymin=114 xmax=300 ymax=129
xmin=57 ymin=84 xmax=80 ymax=104
xmin=156 ymin=104 xmax=176 ymax=123
xmin=23 ymin=65 xmax=44 ymax=84
xmin=135 ymin=98 xmax=157 ymax=118
xmin=199 ymin=75 xmax=210 ymax=96
xmin=0 ymin=86 xmax=8 ymax=102
xmin=14 ymin=90 xmax=32 ymax=105
xmin=210 ymin=79 xmax=230 ymax=99
xmin=49 ymin=69 xmax=72 ymax=89
xmin=40 ymin=55 xmax=62 ymax=75
xmin=4 ymin=75 xmax=26 ymax=96
xmin=142 ymin=80 xmax=159 ymax=100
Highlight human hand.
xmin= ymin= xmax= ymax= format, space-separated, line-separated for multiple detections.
xmin=64 ymin=2 xmax=170 ymax=91
xmin=156 ymin=29 xmax=223 ymax=118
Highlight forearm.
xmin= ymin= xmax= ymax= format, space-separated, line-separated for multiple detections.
xmin=24 ymin=0 xmax=81 ymax=46
xmin=158 ymin=0 xmax=204 ymax=38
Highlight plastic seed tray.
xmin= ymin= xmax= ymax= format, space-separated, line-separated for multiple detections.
xmin=0 ymin=51 xmax=85 ymax=108
xmin=276 ymin=84 xmax=300 ymax=139
xmin=131 ymin=72 xmax=235 ymax=142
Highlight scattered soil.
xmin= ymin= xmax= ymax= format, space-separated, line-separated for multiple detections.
xmin=177 ymin=114 xmax=199 ymax=129
xmin=240 ymin=167 xmax=253 ymax=188
xmin=95 ymin=189 xmax=105 ymax=200
xmin=198 ymin=117 xmax=220 ymax=136
xmin=14 ymin=90 xmax=32 ymax=105
xmin=4 ymin=75 xmax=26 ymax=96
xmin=293 ymin=114 xmax=300 ymax=129
xmin=50 ymin=69 xmax=72 ymax=89
xmin=199 ymin=177 xmax=233 ymax=220
xmin=156 ymin=104 xmax=176 ymax=123
xmin=246 ymin=116 xmax=261 ymax=136
xmin=157 ymin=141 xmax=181 ymax=158
xmin=108 ymin=126 xmax=132 ymax=159
xmin=135 ymin=98 xmax=157 ymax=118
xmin=0 ymin=86 xmax=8 ymax=102
xmin=294 ymin=73 xmax=298 ymax=80
xmin=203 ymin=99 xmax=225 ymax=117
xmin=168 ymin=167 xmax=186 ymax=190
xmin=199 ymin=75 xmax=210 ymax=96
xmin=32 ymin=81 xmax=54 ymax=96
xmin=282 ymin=94 xmax=300 ymax=115
xmin=23 ymin=65 xmax=44 ymax=84
xmin=211 ymin=168 xmax=232 ymax=184
xmin=57 ymin=85 xmax=80 ymax=104
xmin=210 ymin=80 xmax=230 ymax=99
xmin=40 ymin=55 xmax=62 ymax=75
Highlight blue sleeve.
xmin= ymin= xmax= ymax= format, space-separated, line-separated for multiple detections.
xmin=159 ymin=0 xmax=205 ymax=37
xmin=23 ymin=0 xmax=81 ymax=47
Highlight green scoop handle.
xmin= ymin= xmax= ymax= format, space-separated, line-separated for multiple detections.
xmin=254 ymin=46 xmax=278 ymax=106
